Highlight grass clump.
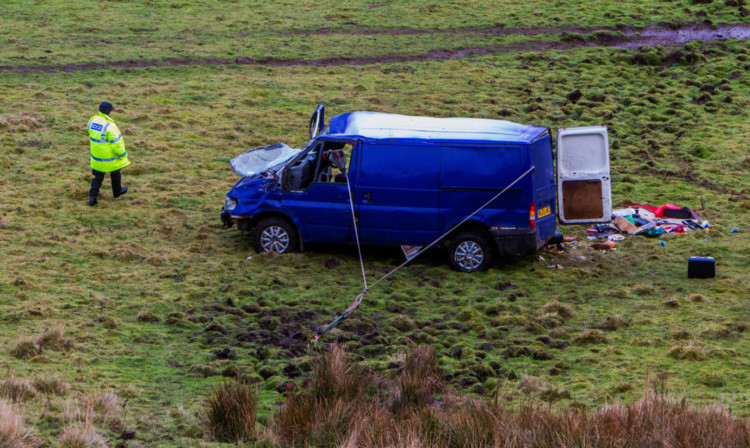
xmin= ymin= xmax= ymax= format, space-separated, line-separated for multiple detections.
xmin=573 ymin=329 xmax=608 ymax=345
xmin=596 ymin=315 xmax=629 ymax=331
xmin=10 ymin=337 xmax=41 ymax=360
xmin=668 ymin=342 xmax=708 ymax=361
xmin=203 ymin=380 xmax=258 ymax=444
xmin=687 ymin=293 xmax=708 ymax=302
xmin=0 ymin=400 xmax=38 ymax=448
xmin=32 ymin=376 xmax=70 ymax=396
xmin=58 ymin=423 xmax=108 ymax=448
xmin=390 ymin=345 xmax=442 ymax=414
xmin=38 ymin=325 xmax=71 ymax=351
xmin=0 ymin=374 xmax=36 ymax=402
xmin=537 ymin=300 xmax=575 ymax=319
xmin=700 ymin=372 xmax=726 ymax=388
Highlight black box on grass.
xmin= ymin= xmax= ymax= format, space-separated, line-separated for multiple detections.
xmin=688 ymin=256 xmax=715 ymax=278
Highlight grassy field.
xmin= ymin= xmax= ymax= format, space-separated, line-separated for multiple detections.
xmin=1 ymin=1 xmax=750 ymax=447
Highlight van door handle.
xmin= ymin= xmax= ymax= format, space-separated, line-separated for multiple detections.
xmin=363 ymin=192 xmax=372 ymax=203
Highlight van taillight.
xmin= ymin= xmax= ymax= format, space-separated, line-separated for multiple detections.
xmin=529 ymin=203 xmax=536 ymax=229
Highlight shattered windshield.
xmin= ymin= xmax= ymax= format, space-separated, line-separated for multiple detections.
xmin=230 ymin=142 xmax=301 ymax=178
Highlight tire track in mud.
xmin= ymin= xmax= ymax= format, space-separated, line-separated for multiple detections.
xmin=1 ymin=22 xmax=749 ymax=74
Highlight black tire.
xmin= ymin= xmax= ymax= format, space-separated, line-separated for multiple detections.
xmin=253 ymin=218 xmax=298 ymax=254
xmin=448 ymin=232 xmax=494 ymax=272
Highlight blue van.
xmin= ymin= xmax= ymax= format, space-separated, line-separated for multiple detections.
xmin=221 ymin=106 xmax=610 ymax=272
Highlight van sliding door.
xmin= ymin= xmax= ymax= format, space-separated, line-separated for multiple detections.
xmin=556 ymin=126 xmax=611 ymax=224
xmin=357 ymin=143 xmax=440 ymax=245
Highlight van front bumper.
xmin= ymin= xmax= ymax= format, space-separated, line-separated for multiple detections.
xmin=220 ymin=209 xmax=254 ymax=231
xmin=489 ymin=227 xmax=540 ymax=256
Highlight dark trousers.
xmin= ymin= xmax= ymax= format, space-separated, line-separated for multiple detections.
xmin=89 ymin=169 xmax=121 ymax=197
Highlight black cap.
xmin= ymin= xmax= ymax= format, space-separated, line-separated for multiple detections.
xmin=99 ymin=101 xmax=114 ymax=114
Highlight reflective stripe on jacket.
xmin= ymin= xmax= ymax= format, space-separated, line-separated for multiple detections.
xmin=88 ymin=112 xmax=130 ymax=172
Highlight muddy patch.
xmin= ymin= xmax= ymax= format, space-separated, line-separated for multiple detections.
xmin=2 ymin=22 xmax=748 ymax=74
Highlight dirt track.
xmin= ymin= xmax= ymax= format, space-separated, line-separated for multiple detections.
xmin=1 ymin=22 xmax=748 ymax=74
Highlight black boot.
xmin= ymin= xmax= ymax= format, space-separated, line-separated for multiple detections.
xmin=114 ymin=186 xmax=128 ymax=198
xmin=88 ymin=195 xmax=97 ymax=206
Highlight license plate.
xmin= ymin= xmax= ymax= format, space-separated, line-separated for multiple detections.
xmin=537 ymin=205 xmax=551 ymax=218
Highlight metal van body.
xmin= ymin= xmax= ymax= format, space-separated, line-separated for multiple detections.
xmin=221 ymin=109 xmax=609 ymax=271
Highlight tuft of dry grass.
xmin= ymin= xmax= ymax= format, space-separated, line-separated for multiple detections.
xmin=573 ymin=329 xmax=608 ymax=345
xmin=538 ymin=300 xmax=575 ymax=319
xmin=390 ymin=345 xmax=443 ymax=414
xmin=32 ymin=375 xmax=70 ymax=396
xmin=58 ymin=423 xmax=108 ymax=448
xmin=0 ymin=400 xmax=38 ymax=448
xmin=38 ymin=325 xmax=71 ymax=351
xmin=596 ymin=315 xmax=629 ymax=331
xmin=668 ymin=341 xmax=708 ymax=361
xmin=0 ymin=374 xmax=36 ymax=402
xmin=687 ymin=293 xmax=707 ymax=302
xmin=203 ymin=380 xmax=258 ymax=444
xmin=10 ymin=337 xmax=41 ymax=360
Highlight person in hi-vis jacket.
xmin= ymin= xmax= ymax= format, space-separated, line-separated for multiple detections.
xmin=87 ymin=101 xmax=130 ymax=206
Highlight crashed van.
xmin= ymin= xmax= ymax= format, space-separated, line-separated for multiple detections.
xmin=221 ymin=106 xmax=611 ymax=272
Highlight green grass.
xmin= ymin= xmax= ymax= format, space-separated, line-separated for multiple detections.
xmin=1 ymin=0 xmax=748 ymax=67
xmin=1 ymin=6 xmax=749 ymax=447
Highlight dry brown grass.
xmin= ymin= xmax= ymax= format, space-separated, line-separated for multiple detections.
xmin=537 ymin=300 xmax=575 ymax=319
xmin=390 ymin=345 xmax=442 ymax=414
xmin=0 ymin=374 xmax=36 ymax=402
xmin=0 ymin=400 xmax=38 ymax=448
xmin=58 ymin=423 xmax=108 ymax=448
xmin=38 ymin=325 xmax=71 ymax=351
xmin=32 ymin=375 xmax=70 ymax=396
xmin=261 ymin=345 xmax=750 ymax=447
xmin=573 ymin=329 xmax=609 ymax=345
xmin=203 ymin=380 xmax=258 ymax=444
xmin=10 ymin=337 xmax=41 ymax=360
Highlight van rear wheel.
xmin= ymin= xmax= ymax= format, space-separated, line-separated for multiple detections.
xmin=448 ymin=233 xmax=493 ymax=272
xmin=253 ymin=218 xmax=298 ymax=254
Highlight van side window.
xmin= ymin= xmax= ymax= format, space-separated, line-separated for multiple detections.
xmin=315 ymin=142 xmax=351 ymax=185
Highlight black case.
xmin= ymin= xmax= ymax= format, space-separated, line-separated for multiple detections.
xmin=688 ymin=256 xmax=715 ymax=278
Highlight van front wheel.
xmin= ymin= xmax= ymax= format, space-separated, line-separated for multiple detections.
xmin=253 ymin=218 xmax=298 ymax=254
xmin=448 ymin=233 xmax=493 ymax=272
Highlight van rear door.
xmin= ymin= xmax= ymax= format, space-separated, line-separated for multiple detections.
xmin=556 ymin=126 xmax=611 ymax=224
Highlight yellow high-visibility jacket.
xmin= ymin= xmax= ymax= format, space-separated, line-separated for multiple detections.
xmin=88 ymin=112 xmax=130 ymax=172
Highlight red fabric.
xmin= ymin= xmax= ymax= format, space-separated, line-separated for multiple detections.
xmin=654 ymin=204 xmax=682 ymax=218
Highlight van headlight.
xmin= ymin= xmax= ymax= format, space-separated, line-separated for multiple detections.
xmin=224 ymin=197 xmax=238 ymax=211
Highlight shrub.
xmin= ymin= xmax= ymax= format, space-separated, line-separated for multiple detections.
xmin=203 ymin=380 xmax=257 ymax=443
xmin=0 ymin=400 xmax=38 ymax=447
xmin=58 ymin=423 xmax=108 ymax=448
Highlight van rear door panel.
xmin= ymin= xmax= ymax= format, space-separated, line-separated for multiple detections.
xmin=357 ymin=142 xmax=440 ymax=245
xmin=531 ymin=134 xmax=556 ymax=241
xmin=556 ymin=126 xmax=611 ymax=224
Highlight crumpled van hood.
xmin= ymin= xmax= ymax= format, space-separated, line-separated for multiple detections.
xmin=230 ymin=142 xmax=300 ymax=178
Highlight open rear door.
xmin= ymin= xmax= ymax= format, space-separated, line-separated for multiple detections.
xmin=556 ymin=126 xmax=611 ymax=224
